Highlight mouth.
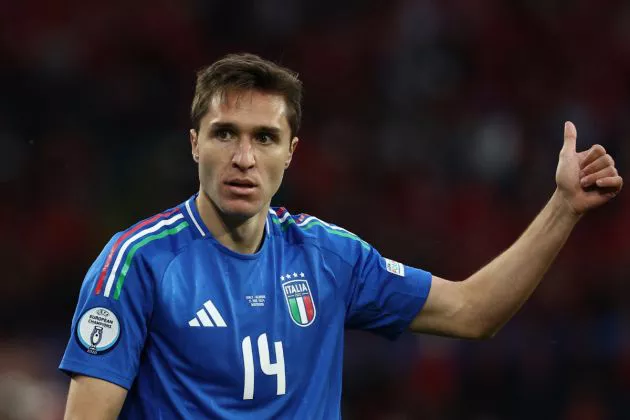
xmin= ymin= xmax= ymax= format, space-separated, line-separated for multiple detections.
xmin=224 ymin=179 xmax=258 ymax=195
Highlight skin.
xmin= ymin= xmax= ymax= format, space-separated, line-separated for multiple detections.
xmin=190 ymin=89 xmax=299 ymax=254
xmin=64 ymin=375 xmax=127 ymax=420
xmin=65 ymin=89 xmax=299 ymax=419
xmin=65 ymin=112 xmax=622 ymax=417
xmin=410 ymin=122 xmax=623 ymax=338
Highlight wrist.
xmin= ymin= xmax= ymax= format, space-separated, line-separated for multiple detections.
xmin=550 ymin=189 xmax=583 ymax=225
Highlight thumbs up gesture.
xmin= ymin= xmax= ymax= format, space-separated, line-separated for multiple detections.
xmin=555 ymin=121 xmax=623 ymax=215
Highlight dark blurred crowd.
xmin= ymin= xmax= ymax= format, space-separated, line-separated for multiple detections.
xmin=2 ymin=0 xmax=629 ymax=419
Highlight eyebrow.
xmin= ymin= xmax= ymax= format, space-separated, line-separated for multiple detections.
xmin=209 ymin=122 xmax=282 ymax=136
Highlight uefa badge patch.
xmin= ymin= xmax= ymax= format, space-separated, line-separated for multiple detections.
xmin=281 ymin=273 xmax=316 ymax=327
xmin=75 ymin=307 xmax=121 ymax=355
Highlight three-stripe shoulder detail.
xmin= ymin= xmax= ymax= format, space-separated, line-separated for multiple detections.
xmin=94 ymin=208 xmax=190 ymax=299
xmin=269 ymin=208 xmax=369 ymax=249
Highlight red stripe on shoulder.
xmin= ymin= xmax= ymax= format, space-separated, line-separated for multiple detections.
xmin=94 ymin=208 xmax=180 ymax=295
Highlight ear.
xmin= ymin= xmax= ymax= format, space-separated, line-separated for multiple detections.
xmin=285 ymin=137 xmax=299 ymax=169
xmin=190 ymin=129 xmax=199 ymax=162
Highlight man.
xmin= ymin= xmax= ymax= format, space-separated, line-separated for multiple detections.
xmin=60 ymin=53 xmax=623 ymax=419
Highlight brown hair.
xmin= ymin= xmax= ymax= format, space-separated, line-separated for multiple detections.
xmin=191 ymin=53 xmax=303 ymax=138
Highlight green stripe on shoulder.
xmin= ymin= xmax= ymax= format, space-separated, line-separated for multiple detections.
xmin=272 ymin=216 xmax=370 ymax=250
xmin=113 ymin=221 xmax=189 ymax=300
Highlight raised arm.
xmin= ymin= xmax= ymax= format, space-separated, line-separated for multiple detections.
xmin=410 ymin=122 xmax=623 ymax=339
xmin=65 ymin=375 xmax=127 ymax=420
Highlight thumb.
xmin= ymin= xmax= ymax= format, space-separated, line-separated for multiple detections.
xmin=562 ymin=121 xmax=577 ymax=153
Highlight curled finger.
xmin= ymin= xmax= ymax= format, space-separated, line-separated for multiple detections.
xmin=595 ymin=175 xmax=623 ymax=190
xmin=581 ymin=166 xmax=618 ymax=188
xmin=580 ymin=154 xmax=615 ymax=176
xmin=579 ymin=144 xmax=607 ymax=167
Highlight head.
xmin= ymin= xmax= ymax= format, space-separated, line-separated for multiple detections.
xmin=190 ymin=53 xmax=302 ymax=221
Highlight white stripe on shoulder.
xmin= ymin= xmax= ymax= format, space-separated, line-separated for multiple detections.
xmin=185 ymin=199 xmax=206 ymax=237
xmin=296 ymin=215 xmax=353 ymax=234
xmin=103 ymin=213 xmax=185 ymax=297
xmin=276 ymin=211 xmax=291 ymax=223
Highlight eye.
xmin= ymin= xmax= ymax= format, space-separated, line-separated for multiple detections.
xmin=256 ymin=133 xmax=275 ymax=144
xmin=213 ymin=129 xmax=234 ymax=141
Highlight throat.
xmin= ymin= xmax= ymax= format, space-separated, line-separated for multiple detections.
xmin=196 ymin=192 xmax=267 ymax=254
xmin=219 ymin=222 xmax=266 ymax=254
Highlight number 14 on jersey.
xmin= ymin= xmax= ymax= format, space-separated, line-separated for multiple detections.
xmin=242 ymin=334 xmax=286 ymax=400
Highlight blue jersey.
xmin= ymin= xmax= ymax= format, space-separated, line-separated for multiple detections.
xmin=60 ymin=194 xmax=432 ymax=419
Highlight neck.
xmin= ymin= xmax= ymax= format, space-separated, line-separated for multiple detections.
xmin=195 ymin=190 xmax=267 ymax=254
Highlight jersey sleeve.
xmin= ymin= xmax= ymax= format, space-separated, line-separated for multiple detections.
xmin=344 ymin=244 xmax=432 ymax=340
xmin=59 ymin=233 xmax=155 ymax=389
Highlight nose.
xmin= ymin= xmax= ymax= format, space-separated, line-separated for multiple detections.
xmin=232 ymin=138 xmax=256 ymax=170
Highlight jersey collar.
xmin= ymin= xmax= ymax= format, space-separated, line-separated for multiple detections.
xmin=184 ymin=194 xmax=210 ymax=238
xmin=183 ymin=193 xmax=272 ymax=242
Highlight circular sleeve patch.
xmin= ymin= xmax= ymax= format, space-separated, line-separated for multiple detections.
xmin=75 ymin=307 xmax=121 ymax=355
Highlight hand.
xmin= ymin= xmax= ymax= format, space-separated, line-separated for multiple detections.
xmin=555 ymin=121 xmax=623 ymax=215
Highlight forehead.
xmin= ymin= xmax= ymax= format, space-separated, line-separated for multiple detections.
xmin=204 ymin=89 xmax=290 ymax=132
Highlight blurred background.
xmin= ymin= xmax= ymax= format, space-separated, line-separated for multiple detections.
xmin=2 ymin=0 xmax=629 ymax=418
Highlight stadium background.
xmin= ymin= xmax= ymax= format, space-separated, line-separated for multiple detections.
xmin=2 ymin=0 xmax=629 ymax=418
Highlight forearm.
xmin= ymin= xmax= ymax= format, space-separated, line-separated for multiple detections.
xmin=413 ymin=123 xmax=621 ymax=339
xmin=462 ymin=189 xmax=581 ymax=337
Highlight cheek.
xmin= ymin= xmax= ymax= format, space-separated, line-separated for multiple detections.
xmin=198 ymin=155 xmax=220 ymax=184
xmin=198 ymin=152 xmax=212 ymax=167
xmin=265 ymin=161 xmax=287 ymax=189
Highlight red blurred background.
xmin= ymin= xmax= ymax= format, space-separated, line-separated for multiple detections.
xmin=1 ymin=0 xmax=629 ymax=418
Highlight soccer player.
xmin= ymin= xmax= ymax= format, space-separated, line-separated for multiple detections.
xmin=60 ymin=53 xmax=623 ymax=419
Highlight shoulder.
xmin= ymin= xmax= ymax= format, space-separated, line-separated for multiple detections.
xmin=112 ymin=203 xmax=199 ymax=261
xmin=269 ymin=207 xmax=371 ymax=263
xmin=92 ymin=202 xmax=198 ymax=299
xmin=101 ymin=204 xmax=196 ymax=275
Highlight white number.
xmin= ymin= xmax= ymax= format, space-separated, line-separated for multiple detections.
xmin=241 ymin=333 xmax=286 ymax=400
xmin=242 ymin=336 xmax=255 ymax=400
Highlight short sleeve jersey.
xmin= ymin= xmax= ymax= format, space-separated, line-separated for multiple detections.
xmin=60 ymin=194 xmax=432 ymax=419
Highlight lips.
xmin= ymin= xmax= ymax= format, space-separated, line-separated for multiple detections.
xmin=225 ymin=179 xmax=256 ymax=187
xmin=224 ymin=178 xmax=258 ymax=195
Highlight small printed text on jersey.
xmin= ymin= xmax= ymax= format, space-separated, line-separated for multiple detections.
xmin=384 ymin=258 xmax=405 ymax=277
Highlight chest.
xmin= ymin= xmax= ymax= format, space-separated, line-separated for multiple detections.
xmin=147 ymin=244 xmax=345 ymax=399
xmin=158 ymin=246 xmax=334 ymax=329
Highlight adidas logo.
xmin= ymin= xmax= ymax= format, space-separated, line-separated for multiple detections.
xmin=188 ymin=299 xmax=227 ymax=327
